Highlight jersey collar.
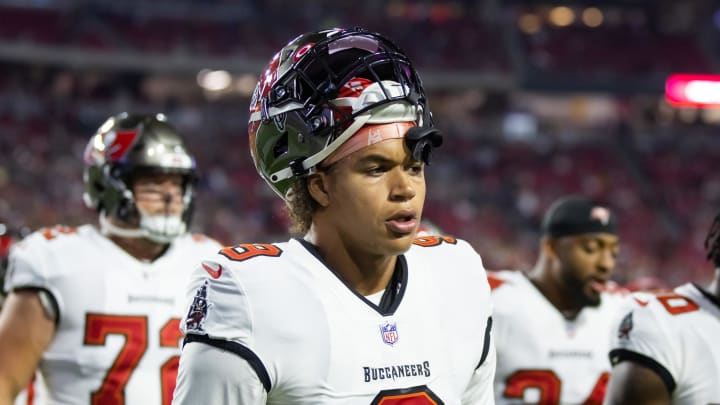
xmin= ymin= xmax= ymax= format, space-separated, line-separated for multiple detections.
xmin=295 ymin=237 xmax=408 ymax=316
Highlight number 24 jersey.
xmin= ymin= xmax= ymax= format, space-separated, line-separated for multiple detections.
xmin=489 ymin=270 xmax=628 ymax=405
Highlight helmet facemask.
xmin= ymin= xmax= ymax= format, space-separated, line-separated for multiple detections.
xmin=97 ymin=168 xmax=196 ymax=244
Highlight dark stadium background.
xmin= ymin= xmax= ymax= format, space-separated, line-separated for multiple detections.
xmin=1 ymin=0 xmax=718 ymax=287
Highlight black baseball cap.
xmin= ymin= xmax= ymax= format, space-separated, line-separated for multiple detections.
xmin=541 ymin=196 xmax=617 ymax=238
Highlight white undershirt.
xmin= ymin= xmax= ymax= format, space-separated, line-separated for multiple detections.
xmin=364 ymin=289 xmax=385 ymax=305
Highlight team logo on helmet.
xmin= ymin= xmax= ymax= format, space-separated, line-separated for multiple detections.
xmin=590 ymin=206 xmax=611 ymax=226
xmin=272 ymin=113 xmax=287 ymax=131
xmin=380 ymin=321 xmax=399 ymax=346
xmin=292 ymin=43 xmax=314 ymax=62
xmin=185 ymin=280 xmax=212 ymax=332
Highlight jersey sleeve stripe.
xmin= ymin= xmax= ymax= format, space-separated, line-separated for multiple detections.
xmin=476 ymin=316 xmax=493 ymax=369
xmin=609 ymin=348 xmax=676 ymax=394
xmin=14 ymin=286 xmax=61 ymax=326
xmin=184 ymin=333 xmax=272 ymax=392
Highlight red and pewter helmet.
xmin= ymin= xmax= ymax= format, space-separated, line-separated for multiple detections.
xmin=248 ymin=27 xmax=442 ymax=199
xmin=83 ymin=113 xmax=197 ymax=242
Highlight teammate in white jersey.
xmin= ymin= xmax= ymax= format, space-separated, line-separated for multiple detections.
xmin=604 ymin=214 xmax=720 ymax=405
xmin=173 ymin=28 xmax=496 ymax=405
xmin=0 ymin=113 xmax=222 ymax=405
xmin=490 ymin=196 xmax=625 ymax=405
xmin=0 ymin=223 xmax=17 ymax=308
xmin=0 ymin=226 xmax=41 ymax=405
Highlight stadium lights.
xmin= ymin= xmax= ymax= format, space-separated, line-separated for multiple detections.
xmin=197 ymin=69 xmax=232 ymax=92
xmin=665 ymin=74 xmax=720 ymax=107
xmin=582 ymin=7 xmax=603 ymax=28
xmin=549 ymin=6 xmax=575 ymax=27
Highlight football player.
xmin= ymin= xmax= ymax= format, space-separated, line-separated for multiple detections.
xmin=0 ymin=226 xmax=47 ymax=405
xmin=490 ymin=196 xmax=626 ymax=405
xmin=604 ymin=211 xmax=720 ymax=404
xmin=0 ymin=113 xmax=222 ymax=405
xmin=172 ymin=28 xmax=496 ymax=404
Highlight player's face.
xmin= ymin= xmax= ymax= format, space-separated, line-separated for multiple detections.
xmin=132 ymin=173 xmax=185 ymax=217
xmin=321 ymin=138 xmax=425 ymax=256
xmin=553 ymin=232 xmax=619 ymax=307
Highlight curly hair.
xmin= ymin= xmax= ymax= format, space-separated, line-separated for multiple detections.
xmin=705 ymin=213 xmax=720 ymax=268
xmin=285 ymin=178 xmax=319 ymax=235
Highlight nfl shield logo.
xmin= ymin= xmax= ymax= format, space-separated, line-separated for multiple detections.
xmin=380 ymin=322 xmax=399 ymax=346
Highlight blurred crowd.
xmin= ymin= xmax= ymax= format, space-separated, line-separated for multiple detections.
xmin=2 ymin=0 xmax=720 ymax=287
xmin=2 ymin=61 xmax=720 ymax=288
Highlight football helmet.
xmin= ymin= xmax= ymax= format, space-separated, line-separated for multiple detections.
xmin=83 ymin=113 xmax=197 ymax=243
xmin=248 ymin=28 xmax=442 ymax=199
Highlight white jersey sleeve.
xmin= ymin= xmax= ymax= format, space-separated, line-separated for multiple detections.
xmin=609 ymin=283 xmax=720 ymax=404
xmin=173 ymin=341 xmax=266 ymax=405
xmin=609 ymin=292 xmax=680 ymax=390
xmin=462 ymin=323 xmax=496 ymax=405
xmin=178 ymin=246 xmax=276 ymax=400
xmin=5 ymin=227 xmax=71 ymax=318
xmin=457 ymin=241 xmax=495 ymax=404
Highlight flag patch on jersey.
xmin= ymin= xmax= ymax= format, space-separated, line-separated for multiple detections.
xmin=380 ymin=321 xmax=399 ymax=346
xmin=185 ymin=280 xmax=212 ymax=332
xmin=617 ymin=311 xmax=633 ymax=339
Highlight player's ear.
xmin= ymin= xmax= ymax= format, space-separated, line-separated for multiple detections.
xmin=307 ymin=172 xmax=330 ymax=208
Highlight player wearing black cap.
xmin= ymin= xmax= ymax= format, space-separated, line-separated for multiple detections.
xmin=534 ymin=195 xmax=620 ymax=313
xmin=489 ymin=195 xmax=627 ymax=405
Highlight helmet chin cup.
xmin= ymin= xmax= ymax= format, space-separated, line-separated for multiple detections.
xmin=99 ymin=211 xmax=186 ymax=244
xmin=139 ymin=214 xmax=187 ymax=244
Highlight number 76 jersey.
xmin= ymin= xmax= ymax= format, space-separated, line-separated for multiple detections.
xmin=5 ymin=224 xmax=222 ymax=405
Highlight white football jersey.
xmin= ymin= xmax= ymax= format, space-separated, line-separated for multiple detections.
xmin=489 ymin=270 xmax=628 ymax=405
xmin=609 ymin=283 xmax=720 ymax=405
xmin=175 ymin=236 xmax=496 ymax=405
xmin=4 ymin=224 xmax=222 ymax=405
